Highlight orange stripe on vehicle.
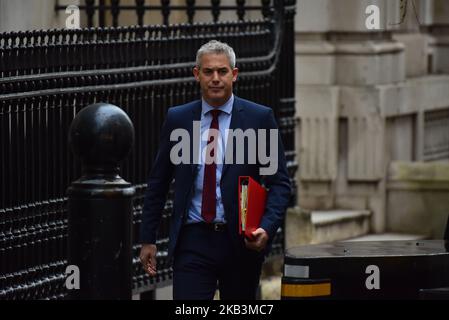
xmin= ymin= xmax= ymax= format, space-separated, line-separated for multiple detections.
xmin=281 ymin=282 xmax=331 ymax=297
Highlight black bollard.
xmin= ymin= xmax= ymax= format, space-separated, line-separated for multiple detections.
xmin=67 ymin=103 xmax=135 ymax=300
xmin=281 ymin=240 xmax=449 ymax=300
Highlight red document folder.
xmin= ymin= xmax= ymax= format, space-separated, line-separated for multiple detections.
xmin=238 ymin=176 xmax=267 ymax=240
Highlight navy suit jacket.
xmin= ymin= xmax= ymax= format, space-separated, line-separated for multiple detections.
xmin=140 ymin=96 xmax=291 ymax=261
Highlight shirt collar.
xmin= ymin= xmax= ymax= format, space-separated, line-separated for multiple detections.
xmin=201 ymin=94 xmax=234 ymax=116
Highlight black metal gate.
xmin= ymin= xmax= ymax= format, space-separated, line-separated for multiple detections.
xmin=0 ymin=0 xmax=297 ymax=299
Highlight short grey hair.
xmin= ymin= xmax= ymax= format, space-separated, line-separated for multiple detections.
xmin=195 ymin=40 xmax=236 ymax=69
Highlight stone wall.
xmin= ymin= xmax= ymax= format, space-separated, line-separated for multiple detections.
xmin=387 ymin=162 xmax=449 ymax=238
xmin=0 ymin=0 xmax=84 ymax=32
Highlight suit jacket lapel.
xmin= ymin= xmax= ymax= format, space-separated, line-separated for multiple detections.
xmin=221 ymin=96 xmax=244 ymax=180
xmin=190 ymin=100 xmax=202 ymax=177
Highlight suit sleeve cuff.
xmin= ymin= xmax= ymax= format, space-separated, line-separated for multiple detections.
xmin=139 ymin=234 xmax=157 ymax=245
xmin=259 ymin=220 xmax=279 ymax=241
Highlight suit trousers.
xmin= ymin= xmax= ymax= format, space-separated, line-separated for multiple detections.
xmin=172 ymin=223 xmax=265 ymax=300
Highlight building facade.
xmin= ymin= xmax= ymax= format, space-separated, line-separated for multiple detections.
xmin=295 ymin=0 xmax=449 ymax=239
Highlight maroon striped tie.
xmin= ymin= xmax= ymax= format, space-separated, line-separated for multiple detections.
xmin=201 ymin=109 xmax=221 ymax=223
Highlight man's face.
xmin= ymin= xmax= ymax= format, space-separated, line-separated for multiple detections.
xmin=193 ymin=53 xmax=238 ymax=107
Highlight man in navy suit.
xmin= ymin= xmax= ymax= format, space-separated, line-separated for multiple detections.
xmin=139 ymin=40 xmax=291 ymax=300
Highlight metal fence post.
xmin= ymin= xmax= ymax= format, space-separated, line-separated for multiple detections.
xmin=67 ymin=103 xmax=135 ymax=299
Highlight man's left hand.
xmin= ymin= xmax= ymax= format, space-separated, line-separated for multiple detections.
xmin=245 ymin=228 xmax=269 ymax=252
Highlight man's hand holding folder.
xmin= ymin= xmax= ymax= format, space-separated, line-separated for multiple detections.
xmin=239 ymin=176 xmax=269 ymax=252
xmin=244 ymin=227 xmax=269 ymax=252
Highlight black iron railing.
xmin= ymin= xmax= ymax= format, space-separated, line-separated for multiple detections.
xmin=0 ymin=0 xmax=296 ymax=299
xmin=55 ymin=0 xmax=275 ymax=26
